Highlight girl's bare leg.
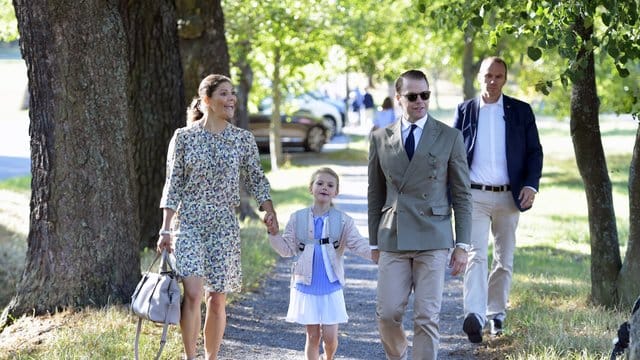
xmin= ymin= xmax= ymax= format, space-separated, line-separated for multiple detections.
xmin=321 ymin=324 xmax=339 ymax=360
xmin=305 ymin=324 xmax=321 ymax=360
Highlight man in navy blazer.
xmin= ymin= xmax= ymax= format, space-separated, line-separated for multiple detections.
xmin=453 ymin=57 xmax=543 ymax=343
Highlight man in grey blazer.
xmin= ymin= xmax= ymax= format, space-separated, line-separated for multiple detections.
xmin=368 ymin=69 xmax=472 ymax=360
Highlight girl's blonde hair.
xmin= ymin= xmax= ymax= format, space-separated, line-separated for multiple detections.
xmin=186 ymin=74 xmax=232 ymax=124
xmin=309 ymin=167 xmax=340 ymax=194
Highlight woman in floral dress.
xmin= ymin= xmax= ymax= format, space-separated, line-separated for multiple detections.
xmin=157 ymin=74 xmax=278 ymax=360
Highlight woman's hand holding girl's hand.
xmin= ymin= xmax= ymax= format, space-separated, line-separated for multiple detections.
xmin=264 ymin=212 xmax=279 ymax=235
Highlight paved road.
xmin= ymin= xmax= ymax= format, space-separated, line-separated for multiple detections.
xmin=0 ymin=59 xmax=30 ymax=181
xmin=220 ymin=162 xmax=476 ymax=359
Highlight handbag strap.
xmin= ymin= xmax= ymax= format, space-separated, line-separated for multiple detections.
xmin=145 ymin=249 xmax=177 ymax=275
xmin=159 ymin=249 xmax=177 ymax=274
xmin=134 ymin=318 xmax=170 ymax=360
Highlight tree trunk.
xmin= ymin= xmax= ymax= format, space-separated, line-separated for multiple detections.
xmin=270 ymin=47 xmax=284 ymax=170
xmin=570 ymin=18 xmax=621 ymax=308
xmin=2 ymin=0 xmax=139 ymax=328
xmin=175 ymin=0 xmax=230 ymax=104
xmin=119 ymin=1 xmax=185 ymax=249
xmin=619 ymin=124 xmax=640 ymax=305
xmin=235 ymin=40 xmax=259 ymax=221
xmin=631 ymin=307 xmax=640 ymax=360
xmin=462 ymin=29 xmax=475 ymax=100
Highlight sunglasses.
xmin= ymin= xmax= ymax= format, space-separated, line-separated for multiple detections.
xmin=402 ymin=91 xmax=431 ymax=102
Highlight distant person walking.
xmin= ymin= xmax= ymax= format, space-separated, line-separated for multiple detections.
xmin=368 ymin=69 xmax=472 ymax=360
xmin=453 ymin=56 xmax=543 ymax=343
xmin=157 ymin=74 xmax=279 ymax=360
xmin=372 ymin=96 xmax=396 ymax=131
xmin=268 ymin=167 xmax=372 ymax=360
xmin=362 ymin=88 xmax=375 ymax=129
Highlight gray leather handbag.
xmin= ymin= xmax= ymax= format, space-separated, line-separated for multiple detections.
xmin=131 ymin=249 xmax=181 ymax=359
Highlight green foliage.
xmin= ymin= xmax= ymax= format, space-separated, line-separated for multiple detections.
xmin=0 ymin=0 xmax=18 ymax=42
xmin=414 ymin=0 xmax=639 ymax=117
xmin=224 ymin=0 xmax=334 ymax=111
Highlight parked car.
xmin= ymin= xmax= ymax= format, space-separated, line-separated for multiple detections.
xmin=258 ymin=94 xmax=344 ymax=138
xmin=249 ymin=113 xmax=329 ymax=153
xmin=304 ymin=90 xmax=346 ymax=125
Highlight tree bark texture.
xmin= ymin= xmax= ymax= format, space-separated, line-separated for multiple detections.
xmin=119 ymin=1 xmax=185 ymax=249
xmin=235 ymin=40 xmax=259 ymax=221
xmin=270 ymin=47 xmax=284 ymax=170
xmin=462 ymin=29 xmax=475 ymax=100
xmin=619 ymin=124 xmax=640 ymax=305
xmin=175 ymin=0 xmax=230 ymax=104
xmin=570 ymin=18 xmax=622 ymax=308
xmin=2 ymin=0 xmax=139 ymax=327
xmin=631 ymin=307 xmax=640 ymax=360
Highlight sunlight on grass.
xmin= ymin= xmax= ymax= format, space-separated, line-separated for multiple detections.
xmin=0 ymin=175 xmax=30 ymax=193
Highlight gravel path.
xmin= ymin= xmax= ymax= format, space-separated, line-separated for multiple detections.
xmin=219 ymin=165 xmax=477 ymax=359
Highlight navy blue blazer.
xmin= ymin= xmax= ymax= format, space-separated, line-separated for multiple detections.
xmin=453 ymin=95 xmax=543 ymax=211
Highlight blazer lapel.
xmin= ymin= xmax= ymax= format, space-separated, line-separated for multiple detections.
xmin=385 ymin=121 xmax=409 ymax=163
xmin=399 ymin=116 xmax=441 ymax=189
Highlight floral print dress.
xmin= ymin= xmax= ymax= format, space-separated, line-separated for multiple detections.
xmin=160 ymin=121 xmax=271 ymax=293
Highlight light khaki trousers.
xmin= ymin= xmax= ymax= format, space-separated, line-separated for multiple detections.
xmin=463 ymin=189 xmax=520 ymax=326
xmin=376 ymin=249 xmax=448 ymax=360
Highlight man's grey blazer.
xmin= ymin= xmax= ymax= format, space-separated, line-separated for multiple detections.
xmin=368 ymin=115 xmax=472 ymax=252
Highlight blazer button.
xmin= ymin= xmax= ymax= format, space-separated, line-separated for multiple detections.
xmin=419 ymin=211 xmax=424 ymax=215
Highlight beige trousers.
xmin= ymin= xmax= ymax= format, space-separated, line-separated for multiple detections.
xmin=463 ymin=189 xmax=520 ymax=326
xmin=376 ymin=249 xmax=448 ymax=360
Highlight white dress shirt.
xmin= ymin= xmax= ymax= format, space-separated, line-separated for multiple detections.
xmin=401 ymin=115 xmax=428 ymax=152
xmin=469 ymin=95 xmax=510 ymax=186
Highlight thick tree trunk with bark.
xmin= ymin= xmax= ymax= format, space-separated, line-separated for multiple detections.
xmin=619 ymin=125 xmax=640 ymax=304
xmin=2 ymin=0 xmax=139 ymax=328
xmin=631 ymin=308 xmax=640 ymax=360
xmin=119 ymin=1 xmax=185 ymax=249
xmin=175 ymin=0 xmax=230 ymax=103
xmin=570 ymin=18 xmax=621 ymax=307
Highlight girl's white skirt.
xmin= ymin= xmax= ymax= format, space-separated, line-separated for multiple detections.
xmin=286 ymin=287 xmax=348 ymax=325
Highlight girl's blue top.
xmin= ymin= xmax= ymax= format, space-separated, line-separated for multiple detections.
xmin=295 ymin=215 xmax=342 ymax=295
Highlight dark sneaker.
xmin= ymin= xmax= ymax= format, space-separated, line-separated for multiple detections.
xmin=463 ymin=313 xmax=483 ymax=343
xmin=490 ymin=318 xmax=503 ymax=336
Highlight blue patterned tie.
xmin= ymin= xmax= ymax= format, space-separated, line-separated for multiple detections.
xmin=405 ymin=124 xmax=417 ymax=160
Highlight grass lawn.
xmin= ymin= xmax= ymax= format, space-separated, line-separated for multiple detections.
xmin=0 ymin=118 xmax=637 ymax=359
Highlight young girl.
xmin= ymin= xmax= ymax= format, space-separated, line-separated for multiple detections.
xmin=268 ymin=167 xmax=372 ymax=360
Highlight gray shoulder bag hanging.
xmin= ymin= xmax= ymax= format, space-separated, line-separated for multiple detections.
xmin=130 ymin=249 xmax=181 ymax=360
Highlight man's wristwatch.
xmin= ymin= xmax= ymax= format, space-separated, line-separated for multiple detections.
xmin=455 ymin=242 xmax=471 ymax=252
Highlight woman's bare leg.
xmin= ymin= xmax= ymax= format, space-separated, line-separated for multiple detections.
xmin=203 ymin=291 xmax=227 ymax=360
xmin=181 ymin=277 xmax=204 ymax=359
